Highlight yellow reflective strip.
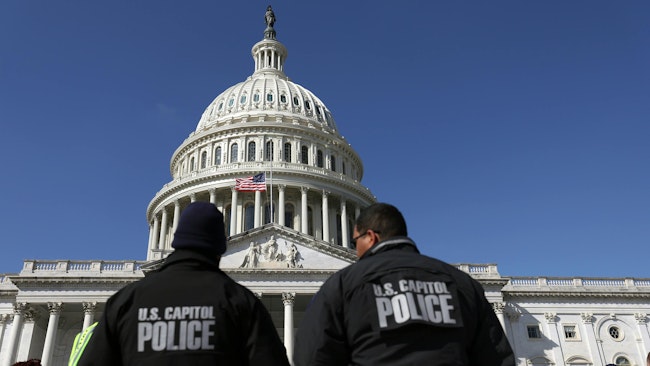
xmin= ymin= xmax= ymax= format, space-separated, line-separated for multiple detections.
xmin=69 ymin=322 xmax=98 ymax=366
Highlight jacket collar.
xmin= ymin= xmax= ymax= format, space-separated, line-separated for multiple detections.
xmin=159 ymin=249 xmax=220 ymax=271
xmin=360 ymin=236 xmax=420 ymax=260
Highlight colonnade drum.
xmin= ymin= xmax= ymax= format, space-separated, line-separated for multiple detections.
xmin=147 ymin=185 xmax=367 ymax=261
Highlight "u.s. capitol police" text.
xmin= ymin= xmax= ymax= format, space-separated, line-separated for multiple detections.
xmin=137 ymin=306 xmax=215 ymax=352
xmin=373 ymin=279 xmax=458 ymax=328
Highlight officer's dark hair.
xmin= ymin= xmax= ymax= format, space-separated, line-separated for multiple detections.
xmin=355 ymin=203 xmax=407 ymax=239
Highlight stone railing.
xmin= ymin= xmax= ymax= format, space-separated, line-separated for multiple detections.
xmin=508 ymin=276 xmax=650 ymax=290
xmin=455 ymin=263 xmax=500 ymax=277
xmin=20 ymin=260 xmax=146 ymax=276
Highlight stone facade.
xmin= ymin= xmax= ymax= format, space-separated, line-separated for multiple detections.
xmin=1 ymin=7 xmax=648 ymax=366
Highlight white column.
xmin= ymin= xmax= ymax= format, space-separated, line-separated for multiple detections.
xmin=83 ymin=302 xmax=97 ymax=330
xmin=282 ymin=292 xmax=296 ymax=363
xmin=150 ymin=216 xmax=160 ymax=251
xmin=581 ymin=313 xmax=605 ymax=366
xmin=340 ymin=200 xmax=349 ymax=248
xmin=254 ymin=190 xmax=261 ymax=227
xmin=492 ymin=302 xmax=506 ymax=331
xmin=41 ymin=302 xmax=63 ymax=366
xmin=209 ymin=189 xmax=217 ymax=204
xmin=172 ymin=201 xmax=181 ymax=234
xmin=322 ymin=191 xmax=329 ymax=243
xmin=190 ymin=193 xmax=197 ymax=203
xmin=634 ymin=313 xmax=649 ymax=358
xmin=158 ymin=208 xmax=169 ymax=250
xmin=230 ymin=188 xmax=238 ymax=235
xmin=3 ymin=303 xmax=26 ymax=366
xmin=278 ymin=185 xmax=286 ymax=226
xmin=301 ymin=187 xmax=308 ymax=235
xmin=0 ymin=314 xmax=8 ymax=351
xmin=543 ymin=312 xmax=565 ymax=365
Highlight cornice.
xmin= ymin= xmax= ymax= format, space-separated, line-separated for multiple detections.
xmin=504 ymin=290 xmax=650 ymax=299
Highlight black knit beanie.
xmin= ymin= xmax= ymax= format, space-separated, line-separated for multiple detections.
xmin=171 ymin=202 xmax=227 ymax=255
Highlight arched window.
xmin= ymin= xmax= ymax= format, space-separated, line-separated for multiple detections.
xmin=240 ymin=95 xmax=247 ymax=104
xmin=293 ymin=96 xmax=299 ymax=106
xmin=305 ymin=100 xmax=311 ymax=110
xmin=244 ymin=203 xmax=255 ymax=231
xmin=230 ymin=143 xmax=238 ymax=163
xmin=214 ymin=147 xmax=222 ymax=165
xmin=336 ymin=214 xmax=342 ymax=245
xmin=266 ymin=93 xmax=273 ymax=102
xmin=280 ymin=94 xmax=287 ymax=103
xmin=330 ymin=155 xmax=336 ymax=172
xmin=308 ymin=206 xmax=314 ymax=235
xmin=301 ymin=146 xmax=309 ymax=164
xmin=317 ymin=150 xmax=324 ymax=168
xmin=248 ymin=141 xmax=256 ymax=161
xmin=264 ymin=202 xmax=274 ymax=224
xmin=285 ymin=203 xmax=295 ymax=229
xmin=265 ymin=140 xmax=274 ymax=161
xmin=224 ymin=204 xmax=232 ymax=236
xmin=190 ymin=157 xmax=195 ymax=171
xmin=200 ymin=151 xmax=207 ymax=169
xmin=342 ymin=161 xmax=346 ymax=175
xmin=615 ymin=356 xmax=630 ymax=366
xmin=253 ymin=93 xmax=260 ymax=102
xmin=284 ymin=142 xmax=292 ymax=162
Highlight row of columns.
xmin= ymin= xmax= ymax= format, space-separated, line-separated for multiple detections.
xmin=0 ymin=295 xmax=299 ymax=366
xmin=149 ymin=186 xmax=362 ymax=257
xmin=0 ymin=302 xmax=96 ymax=366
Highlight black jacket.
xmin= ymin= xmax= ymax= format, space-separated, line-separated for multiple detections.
xmin=79 ymin=250 xmax=290 ymax=366
xmin=294 ymin=237 xmax=515 ymax=366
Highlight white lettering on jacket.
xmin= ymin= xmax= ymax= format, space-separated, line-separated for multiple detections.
xmin=137 ymin=306 xmax=216 ymax=352
xmin=373 ymin=281 xmax=458 ymax=329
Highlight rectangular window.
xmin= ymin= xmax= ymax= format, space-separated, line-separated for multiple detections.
xmin=527 ymin=325 xmax=541 ymax=339
xmin=563 ymin=325 xmax=578 ymax=340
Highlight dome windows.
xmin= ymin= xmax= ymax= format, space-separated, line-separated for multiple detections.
xmin=300 ymin=146 xmax=309 ymax=164
xmin=253 ymin=93 xmax=260 ymax=102
xmin=214 ymin=147 xmax=222 ymax=165
xmin=266 ymin=93 xmax=274 ymax=102
xmin=228 ymin=98 xmax=234 ymax=107
xmin=230 ymin=143 xmax=238 ymax=163
xmin=218 ymin=102 xmax=223 ymax=111
xmin=280 ymin=94 xmax=287 ymax=104
xmin=248 ymin=141 xmax=256 ymax=161
xmin=293 ymin=96 xmax=299 ymax=106
xmin=284 ymin=142 xmax=292 ymax=162
xmin=240 ymin=95 xmax=247 ymax=104
xmin=200 ymin=151 xmax=207 ymax=169
xmin=265 ymin=140 xmax=274 ymax=161
xmin=305 ymin=100 xmax=311 ymax=110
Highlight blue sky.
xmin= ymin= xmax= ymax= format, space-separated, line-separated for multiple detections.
xmin=1 ymin=1 xmax=648 ymax=278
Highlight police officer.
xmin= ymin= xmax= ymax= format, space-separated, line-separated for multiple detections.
xmin=294 ymin=203 xmax=515 ymax=366
xmin=78 ymin=202 xmax=290 ymax=366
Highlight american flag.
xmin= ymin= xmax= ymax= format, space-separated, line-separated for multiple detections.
xmin=235 ymin=172 xmax=267 ymax=192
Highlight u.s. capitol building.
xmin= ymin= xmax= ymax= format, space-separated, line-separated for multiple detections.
xmin=1 ymin=8 xmax=648 ymax=366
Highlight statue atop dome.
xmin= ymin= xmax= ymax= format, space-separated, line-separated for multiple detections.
xmin=264 ymin=5 xmax=277 ymax=40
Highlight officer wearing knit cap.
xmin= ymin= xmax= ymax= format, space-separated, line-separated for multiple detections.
xmin=78 ymin=202 xmax=290 ymax=366
xmin=171 ymin=201 xmax=227 ymax=256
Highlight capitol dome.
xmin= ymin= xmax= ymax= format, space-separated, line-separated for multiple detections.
xmin=146 ymin=8 xmax=376 ymax=261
